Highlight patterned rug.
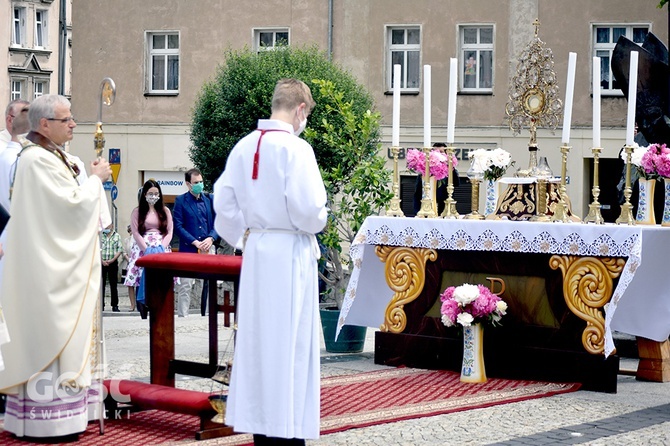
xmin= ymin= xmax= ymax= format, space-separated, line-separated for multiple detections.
xmin=0 ymin=368 xmax=580 ymax=445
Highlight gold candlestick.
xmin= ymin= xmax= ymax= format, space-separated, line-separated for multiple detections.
xmin=551 ymin=144 xmax=571 ymax=222
xmin=464 ymin=178 xmax=485 ymax=220
xmin=616 ymin=145 xmax=636 ymax=225
xmin=583 ymin=147 xmax=605 ymax=224
xmin=531 ymin=178 xmax=551 ymax=221
xmin=441 ymin=145 xmax=459 ymax=219
xmin=416 ymin=147 xmax=437 ymax=218
xmin=386 ymin=147 xmax=405 ymax=217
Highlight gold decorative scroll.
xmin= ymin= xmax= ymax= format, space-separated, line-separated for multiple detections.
xmin=375 ymin=246 xmax=437 ymax=333
xmin=549 ymin=255 xmax=625 ymax=354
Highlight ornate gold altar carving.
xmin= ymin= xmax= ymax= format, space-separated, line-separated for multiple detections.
xmin=549 ymin=255 xmax=625 ymax=354
xmin=375 ymin=245 xmax=437 ymax=333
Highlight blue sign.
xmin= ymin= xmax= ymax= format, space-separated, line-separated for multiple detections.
xmin=109 ymin=148 xmax=121 ymax=164
xmin=103 ymin=181 xmax=114 ymax=191
xmin=111 ymin=185 xmax=119 ymax=201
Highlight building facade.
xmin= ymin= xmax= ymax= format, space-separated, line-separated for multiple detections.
xmin=66 ymin=0 xmax=667 ymax=234
xmin=2 ymin=0 xmax=72 ymax=101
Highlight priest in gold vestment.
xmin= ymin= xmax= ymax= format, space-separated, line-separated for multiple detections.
xmin=0 ymin=95 xmax=111 ymax=440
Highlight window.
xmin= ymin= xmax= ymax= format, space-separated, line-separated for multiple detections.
xmin=34 ymin=80 xmax=47 ymax=98
xmin=387 ymin=26 xmax=421 ymax=91
xmin=593 ymin=24 xmax=649 ymax=94
xmin=35 ymin=10 xmax=48 ymax=48
xmin=11 ymin=80 xmax=24 ymax=101
xmin=12 ymin=7 xmax=26 ymax=46
xmin=459 ymin=25 xmax=494 ymax=92
xmin=147 ymin=32 xmax=179 ymax=93
xmin=254 ymin=29 xmax=289 ymax=51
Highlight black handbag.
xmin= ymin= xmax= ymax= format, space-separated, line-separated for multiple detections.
xmin=0 ymin=203 xmax=8 ymax=234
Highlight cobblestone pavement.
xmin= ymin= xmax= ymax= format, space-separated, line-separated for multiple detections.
xmin=100 ymin=312 xmax=670 ymax=446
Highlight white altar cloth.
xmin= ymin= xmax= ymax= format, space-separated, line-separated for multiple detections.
xmin=338 ymin=216 xmax=670 ymax=357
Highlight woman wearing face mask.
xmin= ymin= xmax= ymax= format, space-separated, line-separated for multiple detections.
xmin=124 ymin=179 xmax=173 ymax=318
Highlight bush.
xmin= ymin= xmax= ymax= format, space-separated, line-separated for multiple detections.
xmin=190 ymin=46 xmax=393 ymax=307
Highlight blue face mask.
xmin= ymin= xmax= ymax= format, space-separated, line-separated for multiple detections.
xmin=102 ymin=229 xmax=110 ymax=234
xmin=191 ymin=182 xmax=204 ymax=195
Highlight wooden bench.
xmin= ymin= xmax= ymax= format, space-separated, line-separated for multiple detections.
xmin=102 ymin=379 xmax=234 ymax=440
xmin=136 ymin=252 xmax=242 ymax=387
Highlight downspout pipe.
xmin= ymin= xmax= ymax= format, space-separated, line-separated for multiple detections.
xmin=58 ymin=0 xmax=66 ymax=95
xmin=328 ymin=0 xmax=333 ymax=60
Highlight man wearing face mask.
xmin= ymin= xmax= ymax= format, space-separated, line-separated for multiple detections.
xmin=173 ymin=168 xmax=218 ymax=317
xmin=100 ymin=222 xmax=123 ymax=312
xmin=213 ymin=78 xmax=327 ymax=445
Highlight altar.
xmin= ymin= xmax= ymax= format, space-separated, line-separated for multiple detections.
xmin=338 ymin=216 xmax=670 ymax=392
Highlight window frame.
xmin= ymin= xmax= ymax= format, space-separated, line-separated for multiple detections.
xmin=458 ymin=24 xmax=495 ymax=93
xmin=145 ymin=31 xmax=180 ymax=95
xmin=35 ymin=9 xmax=48 ymax=48
xmin=253 ymin=28 xmax=290 ymax=52
xmin=12 ymin=6 xmax=26 ymax=47
xmin=592 ymin=23 xmax=651 ymax=97
xmin=33 ymin=79 xmax=49 ymax=99
xmin=10 ymin=78 xmax=26 ymax=101
xmin=385 ymin=25 xmax=422 ymax=92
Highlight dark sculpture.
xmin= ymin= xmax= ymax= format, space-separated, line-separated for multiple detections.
xmin=612 ymin=32 xmax=670 ymax=145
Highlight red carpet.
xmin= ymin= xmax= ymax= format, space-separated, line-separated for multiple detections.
xmin=0 ymin=368 xmax=580 ymax=445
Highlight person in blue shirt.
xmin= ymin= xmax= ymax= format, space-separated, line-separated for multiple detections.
xmin=173 ymin=168 xmax=218 ymax=316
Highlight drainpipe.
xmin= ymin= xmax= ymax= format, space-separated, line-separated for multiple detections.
xmin=58 ymin=0 xmax=66 ymax=95
xmin=328 ymin=0 xmax=333 ymax=60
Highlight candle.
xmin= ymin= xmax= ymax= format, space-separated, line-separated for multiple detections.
xmin=626 ymin=51 xmax=639 ymax=146
xmin=561 ymin=52 xmax=577 ymax=144
xmin=447 ymin=58 xmax=457 ymax=144
xmin=592 ymin=56 xmax=601 ymax=148
xmin=423 ymin=65 xmax=431 ymax=148
xmin=392 ymin=64 xmax=401 ymax=147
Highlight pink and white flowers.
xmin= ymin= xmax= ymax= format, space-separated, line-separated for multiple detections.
xmin=640 ymin=143 xmax=670 ymax=179
xmin=406 ymin=148 xmax=458 ymax=181
xmin=440 ymin=283 xmax=507 ymax=328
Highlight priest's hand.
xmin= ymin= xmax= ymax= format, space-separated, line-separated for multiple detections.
xmin=91 ymin=158 xmax=112 ymax=182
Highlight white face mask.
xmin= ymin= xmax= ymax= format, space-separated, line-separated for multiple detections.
xmin=295 ymin=108 xmax=307 ymax=136
xmin=146 ymin=195 xmax=159 ymax=205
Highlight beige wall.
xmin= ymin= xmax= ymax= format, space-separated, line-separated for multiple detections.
xmin=68 ymin=0 xmax=668 ymax=229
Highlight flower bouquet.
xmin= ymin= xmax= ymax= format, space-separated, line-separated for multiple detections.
xmin=468 ymin=148 xmax=514 ymax=181
xmin=621 ymin=143 xmax=655 ymax=180
xmin=640 ymin=143 xmax=670 ymax=179
xmin=406 ymin=148 xmax=458 ymax=181
xmin=440 ymin=283 xmax=507 ymax=383
xmin=440 ymin=283 xmax=507 ymax=327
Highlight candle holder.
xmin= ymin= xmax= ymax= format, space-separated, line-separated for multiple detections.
xmin=416 ymin=147 xmax=437 ymax=218
xmin=531 ymin=178 xmax=551 ymax=222
xmin=551 ymin=144 xmax=571 ymax=223
xmin=386 ymin=146 xmax=405 ymax=217
xmin=583 ymin=147 xmax=605 ymax=224
xmin=441 ymin=145 xmax=459 ymax=219
xmin=615 ymin=145 xmax=636 ymax=225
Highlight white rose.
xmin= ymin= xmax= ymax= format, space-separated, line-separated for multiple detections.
xmin=496 ymin=300 xmax=508 ymax=315
xmin=441 ymin=314 xmax=454 ymax=327
xmin=453 ymin=284 xmax=480 ymax=305
xmin=457 ymin=312 xmax=474 ymax=326
xmin=622 ymin=143 xmax=645 ymax=167
xmin=490 ymin=148 xmax=512 ymax=169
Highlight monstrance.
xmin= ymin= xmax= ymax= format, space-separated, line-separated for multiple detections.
xmin=505 ymin=19 xmax=563 ymax=176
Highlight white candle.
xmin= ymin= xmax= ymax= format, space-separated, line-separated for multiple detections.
xmin=392 ymin=64 xmax=401 ymax=147
xmin=592 ymin=56 xmax=601 ymax=148
xmin=447 ymin=58 xmax=457 ymax=144
xmin=423 ymin=65 xmax=431 ymax=148
xmin=561 ymin=52 xmax=577 ymax=144
xmin=626 ymin=51 xmax=639 ymax=146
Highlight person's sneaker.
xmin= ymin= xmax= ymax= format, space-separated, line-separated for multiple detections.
xmin=112 ymin=307 xmax=120 ymax=312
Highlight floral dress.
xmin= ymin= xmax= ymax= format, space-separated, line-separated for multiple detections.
xmin=123 ymin=232 xmax=171 ymax=287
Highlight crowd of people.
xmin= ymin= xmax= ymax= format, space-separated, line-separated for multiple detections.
xmin=0 ymin=79 xmax=326 ymax=445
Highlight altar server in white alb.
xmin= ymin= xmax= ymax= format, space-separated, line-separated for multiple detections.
xmin=0 ymin=94 xmax=111 ymax=441
xmin=213 ymin=78 xmax=327 ymax=445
